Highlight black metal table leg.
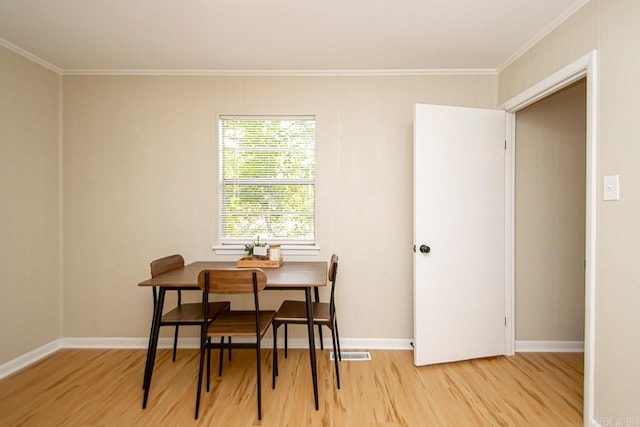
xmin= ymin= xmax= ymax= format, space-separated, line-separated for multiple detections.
xmin=142 ymin=287 xmax=165 ymax=409
xmin=305 ymin=288 xmax=319 ymax=410
xmin=142 ymin=288 xmax=159 ymax=389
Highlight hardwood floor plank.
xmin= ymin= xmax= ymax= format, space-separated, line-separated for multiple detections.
xmin=0 ymin=349 xmax=583 ymax=426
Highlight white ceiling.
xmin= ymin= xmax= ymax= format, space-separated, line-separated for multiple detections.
xmin=0 ymin=0 xmax=586 ymax=74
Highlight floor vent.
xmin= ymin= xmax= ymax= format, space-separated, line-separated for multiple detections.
xmin=330 ymin=351 xmax=371 ymax=361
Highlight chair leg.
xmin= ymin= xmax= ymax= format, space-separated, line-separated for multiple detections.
xmin=314 ymin=287 xmax=324 ymax=350
xmin=172 ymin=325 xmax=179 ymax=361
xmin=228 ymin=337 xmax=232 ymax=360
xmin=331 ymin=326 xmax=341 ymax=389
xmin=272 ymin=323 xmax=278 ymax=389
xmin=218 ymin=337 xmax=224 ymax=376
xmin=195 ymin=328 xmax=206 ymax=419
xmin=256 ymin=343 xmax=262 ymax=420
xmin=334 ymin=315 xmax=342 ymax=361
xmin=206 ymin=337 xmax=211 ymax=392
xmin=274 ymin=325 xmax=279 ymax=377
xmin=318 ymin=324 xmax=324 ymax=350
xmin=284 ymin=324 xmax=288 ymax=359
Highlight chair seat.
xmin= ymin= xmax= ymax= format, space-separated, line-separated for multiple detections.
xmin=208 ymin=310 xmax=276 ymax=337
xmin=274 ymin=300 xmax=331 ymax=323
xmin=162 ymin=301 xmax=230 ymax=323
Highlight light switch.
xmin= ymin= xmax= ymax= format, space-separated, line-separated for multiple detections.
xmin=603 ymin=175 xmax=620 ymax=201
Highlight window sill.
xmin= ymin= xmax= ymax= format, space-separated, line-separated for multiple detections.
xmin=211 ymin=244 xmax=321 ymax=257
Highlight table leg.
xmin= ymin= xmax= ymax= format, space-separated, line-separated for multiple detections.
xmin=305 ymin=288 xmax=319 ymax=410
xmin=313 ymin=287 xmax=324 ymax=350
xmin=142 ymin=287 xmax=165 ymax=409
xmin=142 ymin=288 xmax=158 ymax=389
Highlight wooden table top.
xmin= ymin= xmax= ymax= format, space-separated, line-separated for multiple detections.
xmin=138 ymin=260 xmax=328 ymax=289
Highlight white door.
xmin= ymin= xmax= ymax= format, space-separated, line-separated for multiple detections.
xmin=413 ymin=104 xmax=506 ymax=366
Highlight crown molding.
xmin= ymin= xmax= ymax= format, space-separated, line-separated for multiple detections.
xmin=497 ymin=0 xmax=591 ymax=74
xmin=0 ymin=36 xmax=62 ymax=74
xmin=1 ymin=1 xmax=591 ymax=78
xmin=0 ymin=36 xmax=497 ymax=77
xmin=0 ymin=38 xmax=497 ymax=76
xmin=61 ymin=68 xmax=497 ymax=77
xmin=0 ymin=36 xmax=495 ymax=77
xmin=61 ymin=0 xmax=592 ymax=77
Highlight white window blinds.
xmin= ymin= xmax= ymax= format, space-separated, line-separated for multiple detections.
xmin=219 ymin=116 xmax=316 ymax=244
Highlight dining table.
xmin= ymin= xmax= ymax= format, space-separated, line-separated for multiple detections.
xmin=138 ymin=260 xmax=327 ymax=411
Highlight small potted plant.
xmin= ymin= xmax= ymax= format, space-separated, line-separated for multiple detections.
xmin=244 ymin=236 xmax=268 ymax=259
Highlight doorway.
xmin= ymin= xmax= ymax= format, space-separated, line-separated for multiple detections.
xmin=514 ymin=78 xmax=586 ymax=351
xmin=501 ymin=51 xmax=597 ymax=427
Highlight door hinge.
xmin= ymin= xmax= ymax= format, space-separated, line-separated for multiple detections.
xmin=505 ymin=317 xmax=507 ymax=326
xmin=504 ymin=140 xmax=507 ymax=150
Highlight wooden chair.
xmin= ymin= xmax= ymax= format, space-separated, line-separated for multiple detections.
xmin=149 ymin=255 xmax=230 ymax=361
xmin=272 ymin=254 xmax=341 ymax=389
xmin=194 ymin=268 xmax=275 ymax=420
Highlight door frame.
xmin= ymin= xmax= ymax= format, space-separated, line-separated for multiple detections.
xmin=499 ymin=50 xmax=597 ymax=427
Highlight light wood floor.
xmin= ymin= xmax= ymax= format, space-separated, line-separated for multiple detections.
xmin=0 ymin=348 xmax=583 ymax=426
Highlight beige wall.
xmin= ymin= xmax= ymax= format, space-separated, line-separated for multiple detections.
xmin=62 ymin=74 xmax=497 ymax=340
xmin=515 ymin=80 xmax=586 ymax=342
xmin=500 ymin=0 xmax=640 ymax=419
xmin=0 ymin=46 xmax=61 ymax=364
xmin=498 ymin=1 xmax=599 ymax=106
xmin=6 ymin=0 xmax=640 ymax=420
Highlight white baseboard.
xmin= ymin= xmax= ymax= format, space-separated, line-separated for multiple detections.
xmin=338 ymin=338 xmax=413 ymax=350
xmin=63 ymin=336 xmax=415 ymax=350
xmin=6 ymin=338 xmax=582 ymax=380
xmin=272 ymin=337 xmax=413 ymax=350
xmin=0 ymin=340 xmax=63 ymax=380
xmin=515 ymin=340 xmax=584 ymax=352
xmin=0 ymin=336 xmax=413 ymax=379
xmin=61 ymin=337 xmax=152 ymax=349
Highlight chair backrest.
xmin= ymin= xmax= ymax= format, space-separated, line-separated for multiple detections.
xmin=328 ymin=254 xmax=339 ymax=310
xmin=150 ymin=254 xmax=185 ymax=278
xmin=197 ymin=268 xmax=267 ymax=294
xmin=328 ymin=254 xmax=338 ymax=283
xmin=149 ymin=254 xmax=186 ymax=306
xmin=198 ymin=269 xmax=267 ymax=320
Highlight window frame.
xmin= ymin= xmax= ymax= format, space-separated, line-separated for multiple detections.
xmin=216 ymin=114 xmax=318 ymax=252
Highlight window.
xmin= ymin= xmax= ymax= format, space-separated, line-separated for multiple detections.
xmin=219 ymin=116 xmax=316 ymax=245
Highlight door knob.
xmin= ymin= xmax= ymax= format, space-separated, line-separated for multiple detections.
xmin=419 ymin=244 xmax=431 ymax=254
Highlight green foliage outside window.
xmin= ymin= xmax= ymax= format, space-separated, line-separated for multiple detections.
xmin=220 ymin=117 xmax=316 ymax=243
